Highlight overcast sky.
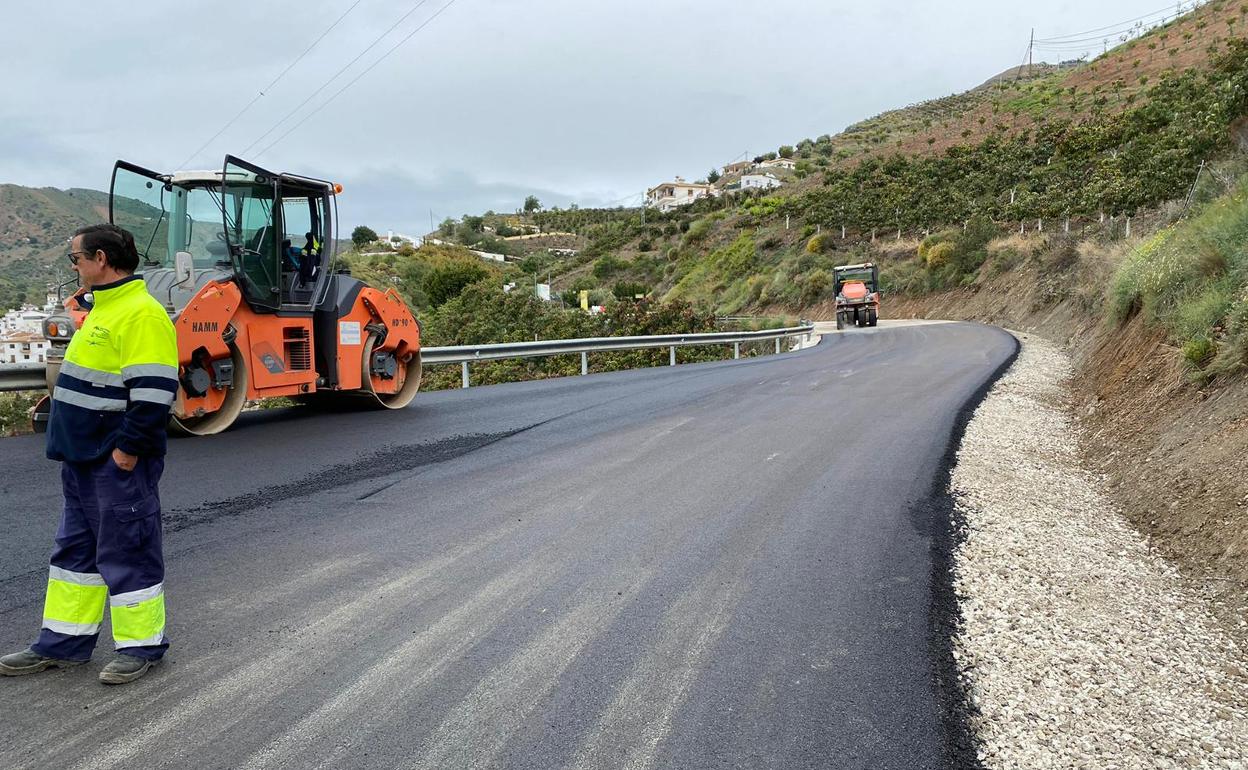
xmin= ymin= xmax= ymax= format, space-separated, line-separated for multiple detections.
xmin=1 ymin=0 xmax=1161 ymax=235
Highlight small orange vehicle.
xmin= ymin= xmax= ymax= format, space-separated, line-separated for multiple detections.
xmin=35 ymin=155 xmax=421 ymax=435
xmin=833 ymin=262 xmax=880 ymax=330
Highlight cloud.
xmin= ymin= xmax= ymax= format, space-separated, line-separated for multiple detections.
xmin=0 ymin=0 xmax=1162 ymax=217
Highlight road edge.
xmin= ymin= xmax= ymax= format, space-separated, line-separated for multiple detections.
xmin=922 ymin=324 xmax=1020 ymax=769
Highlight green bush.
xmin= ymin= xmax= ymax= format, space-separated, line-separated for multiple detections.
xmin=0 ymin=392 xmax=39 ymax=436
xmin=612 ymin=281 xmax=649 ymax=300
xmin=684 ymin=217 xmax=713 ymax=244
xmin=800 ymin=269 xmax=831 ymax=305
xmin=924 ymin=241 xmax=956 ymax=269
xmin=593 ymin=255 xmax=625 ymax=279
xmin=1183 ymin=336 xmax=1217 ymax=369
xmin=422 ymin=262 xmax=489 ymax=307
xmin=806 ymin=234 xmax=832 ymax=254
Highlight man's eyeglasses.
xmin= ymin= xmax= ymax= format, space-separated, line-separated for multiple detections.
xmin=67 ymin=250 xmax=92 ymax=265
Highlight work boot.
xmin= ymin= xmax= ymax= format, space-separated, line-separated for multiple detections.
xmin=0 ymin=648 xmax=85 ymax=676
xmin=98 ymin=653 xmax=158 ymax=685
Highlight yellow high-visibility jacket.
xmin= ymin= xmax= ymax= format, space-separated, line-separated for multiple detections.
xmin=46 ymin=276 xmax=179 ymax=462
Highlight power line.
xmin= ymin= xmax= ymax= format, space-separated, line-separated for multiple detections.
xmin=1035 ymin=2 xmax=1187 ymax=42
xmin=241 ymin=0 xmax=438 ymax=157
xmin=253 ymin=0 xmax=460 ymax=159
xmin=175 ymin=0 xmax=364 ymax=169
xmin=1035 ymin=23 xmax=1162 ymax=46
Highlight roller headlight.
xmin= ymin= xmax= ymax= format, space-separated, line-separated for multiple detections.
xmin=43 ymin=316 xmax=74 ymax=340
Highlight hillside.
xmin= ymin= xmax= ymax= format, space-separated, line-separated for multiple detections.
xmin=793 ymin=0 xmax=1248 ymax=175
xmin=0 ymin=184 xmax=110 ymax=308
xmin=418 ymin=4 xmax=1247 ymax=316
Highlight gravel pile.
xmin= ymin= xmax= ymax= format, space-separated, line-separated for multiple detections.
xmin=951 ymin=333 xmax=1248 ymax=769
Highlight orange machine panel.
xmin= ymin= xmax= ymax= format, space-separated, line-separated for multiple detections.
xmin=242 ymin=317 xmax=317 ymax=393
xmin=174 ymin=281 xmax=241 ymax=420
xmin=175 ymin=281 xmax=239 ymax=362
xmin=333 ymin=287 xmax=421 ymax=392
xmin=361 ymin=287 xmax=421 ymax=354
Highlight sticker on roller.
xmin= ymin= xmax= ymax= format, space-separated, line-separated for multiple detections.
xmin=339 ymin=321 xmax=361 ymax=346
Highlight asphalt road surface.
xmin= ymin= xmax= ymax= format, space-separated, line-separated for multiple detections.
xmin=0 ymin=321 xmax=1016 ymax=770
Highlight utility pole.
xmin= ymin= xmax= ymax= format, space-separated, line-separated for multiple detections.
xmin=1028 ymin=28 xmax=1034 ymax=75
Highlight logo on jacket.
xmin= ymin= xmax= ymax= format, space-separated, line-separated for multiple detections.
xmin=86 ymin=326 xmax=111 ymax=346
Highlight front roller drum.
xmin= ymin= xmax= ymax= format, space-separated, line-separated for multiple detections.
xmin=362 ymin=331 xmax=421 ymax=409
xmin=169 ymin=343 xmax=249 ymax=436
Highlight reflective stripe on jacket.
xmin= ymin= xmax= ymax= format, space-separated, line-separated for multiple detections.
xmin=46 ymin=275 xmax=179 ymax=462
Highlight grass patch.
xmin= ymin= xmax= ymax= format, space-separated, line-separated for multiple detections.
xmin=1107 ymin=174 xmax=1248 ymax=377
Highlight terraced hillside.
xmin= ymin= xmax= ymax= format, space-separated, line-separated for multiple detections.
xmin=807 ymin=0 xmax=1248 ymax=169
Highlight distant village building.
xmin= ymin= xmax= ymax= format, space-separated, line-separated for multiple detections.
xmin=1 ymin=331 xmax=50 ymax=364
xmin=645 ymin=177 xmax=715 ymax=212
xmin=720 ymin=161 xmax=754 ymax=177
xmin=759 ymin=157 xmax=797 ymax=170
xmin=385 ymin=230 xmax=422 ymax=247
xmin=740 ymin=173 xmax=784 ymax=191
xmin=0 ymin=304 xmax=52 ymax=335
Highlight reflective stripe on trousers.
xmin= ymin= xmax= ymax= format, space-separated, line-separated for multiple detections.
xmin=110 ymin=583 xmax=166 ymax=649
xmin=42 ymin=566 xmax=108 ymax=636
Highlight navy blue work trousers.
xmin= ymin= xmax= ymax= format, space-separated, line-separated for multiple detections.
xmin=31 ymin=455 xmax=169 ymax=662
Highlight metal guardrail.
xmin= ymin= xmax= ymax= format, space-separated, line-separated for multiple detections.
xmin=0 ymin=363 xmax=45 ymax=393
xmin=0 ymin=322 xmax=816 ymax=393
xmin=424 ymin=323 xmax=815 ymax=388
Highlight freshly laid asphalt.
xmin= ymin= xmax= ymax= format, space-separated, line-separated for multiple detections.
xmin=0 ymin=320 xmax=1016 ymax=770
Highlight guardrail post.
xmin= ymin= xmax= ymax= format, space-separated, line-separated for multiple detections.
xmin=461 ymin=361 xmax=470 ymax=388
xmin=669 ymin=346 xmax=676 ymax=366
xmin=733 ymin=342 xmax=740 ymax=360
xmin=581 ymin=351 xmax=588 ymax=376
xmin=774 ymin=337 xmax=781 ymax=355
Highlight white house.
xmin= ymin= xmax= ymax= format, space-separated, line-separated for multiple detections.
xmin=0 ymin=305 xmax=50 ymax=335
xmin=0 ymin=331 xmax=50 ymax=364
xmin=645 ymin=177 xmax=715 ymax=212
xmin=759 ymin=157 xmax=797 ymax=170
xmin=386 ymin=230 xmax=422 ymax=247
xmin=741 ymin=173 xmax=784 ymax=191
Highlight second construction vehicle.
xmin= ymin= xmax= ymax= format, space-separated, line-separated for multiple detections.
xmin=35 ymin=154 xmax=422 ymax=435
xmin=833 ymin=262 xmax=880 ymax=330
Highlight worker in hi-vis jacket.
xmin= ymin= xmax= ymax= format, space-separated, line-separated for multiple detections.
xmin=1 ymin=224 xmax=179 ymax=684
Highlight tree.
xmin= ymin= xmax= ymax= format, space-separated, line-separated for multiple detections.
xmin=778 ymin=145 xmax=795 ymax=159
xmin=524 ymin=195 xmax=542 ymax=213
xmin=422 ymin=262 xmax=489 ymax=307
xmin=351 ymin=225 xmax=378 ymax=249
xmin=707 ymin=168 xmax=721 ymax=183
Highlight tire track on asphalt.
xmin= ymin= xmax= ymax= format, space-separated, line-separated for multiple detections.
xmin=57 ymin=516 xmax=529 ymax=770
xmin=409 ymin=568 xmax=655 ymax=770
xmin=237 ymin=549 xmax=560 ymax=770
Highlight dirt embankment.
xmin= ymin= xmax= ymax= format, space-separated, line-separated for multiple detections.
xmin=813 ymin=243 xmax=1248 ymax=635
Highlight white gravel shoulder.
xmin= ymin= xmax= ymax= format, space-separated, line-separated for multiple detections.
xmin=951 ymin=333 xmax=1248 ymax=769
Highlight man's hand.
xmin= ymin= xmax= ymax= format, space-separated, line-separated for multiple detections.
xmin=111 ymin=448 xmax=138 ymax=472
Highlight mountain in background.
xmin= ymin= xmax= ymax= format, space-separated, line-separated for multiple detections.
xmin=0 ymin=185 xmax=111 ymax=308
